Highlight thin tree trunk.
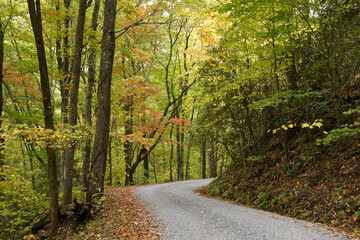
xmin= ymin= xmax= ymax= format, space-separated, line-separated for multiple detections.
xmin=169 ymin=124 xmax=174 ymax=182
xmin=0 ymin=23 xmax=4 ymax=166
xmin=55 ymin=2 xmax=62 ymax=71
xmin=21 ymin=142 xmax=36 ymax=190
xmin=176 ymin=126 xmax=181 ymax=180
xmin=108 ymin=136 xmax=112 ymax=186
xmin=29 ymin=155 xmax=35 ymax=190
xmin=124 ymin=99 xmax=134 ymax=186
xmin=220 ymin=155 xmax=225 ymax=175
xmin=60 ymin=0 xmax=71 ymax=188
xmin=151 ymin=155 xmax=157 ymax=183
xmin=201 ymin=140 xmax=206 ymax=179
xmin=27 ymin=0 xmax=59 ymax=234
xmin=82 ymin=0 xmax=100 ymax=193
xmin=63 ymin=0 xmax=88 ymax=206
xmin=0 ymin=23 xmax=4 ymax=127
xmin=185 ymin=142 xmax=191 ymax=180
xmin=185 ymin=103 xmax=195 ymax=180
xmin=143 ymin=151 xmax=149 ymax=184
xmin=180 ymin=130 xmax=184 ymax=180
xmin=86 ymin=0 xmax=117 ymax=203
xmin=207 ymin=138 xmax=217 ymax=178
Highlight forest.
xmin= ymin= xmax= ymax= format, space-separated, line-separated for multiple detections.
xmin=1 ymin=0 xmax=360 ymax=238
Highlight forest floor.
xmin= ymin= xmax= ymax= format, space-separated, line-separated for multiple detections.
xmin=53 ymin=186 xmax=161 ymax=240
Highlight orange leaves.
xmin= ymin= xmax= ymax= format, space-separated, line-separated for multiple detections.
xmin=67 ymin=186 xmax=161 ymax=239
xmin=3 ymin=64 xmax=41 ymax=100
xmin=131 ymin=47 xmax=153 ymax=62
xmin=197 ymin=25 xmax=215 ymax=45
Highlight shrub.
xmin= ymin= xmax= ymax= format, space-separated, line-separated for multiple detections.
xmin=0 ymin=166 xmax=48 ymax=239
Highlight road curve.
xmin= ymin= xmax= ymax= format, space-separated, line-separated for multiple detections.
xmin=136 ymin=179 xmax=348 ymax=240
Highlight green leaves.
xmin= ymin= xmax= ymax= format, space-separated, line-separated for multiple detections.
xmin=0 ymin=166 xmax=48 ymax=239
xmin=316 ymin=124 xmax=360 ymax=147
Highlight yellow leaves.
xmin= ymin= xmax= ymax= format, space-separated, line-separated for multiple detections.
xmin=2 ymin=122 xmax=93 ymax=150
xmin=301 ymin=123 xmax=310 ymax=128
xmin=197 ymin=25 xmax=214 ymax=45
xmin=1 ymin=165 xmax=48 ymax=238
xmin=268 ymin=119 xmax=323 ymax=135
xmin=301 ymin=119 xmax=323 ymax=129
xmin=268 ymin=121 xmax=297 ymax=134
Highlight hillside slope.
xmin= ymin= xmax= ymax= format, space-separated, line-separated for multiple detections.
xmin=206 ymin=130 xmax=360 ymax=237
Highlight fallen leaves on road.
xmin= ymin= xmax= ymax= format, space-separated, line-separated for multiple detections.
xmin=65 ymin=186 xmax=161 ymax=240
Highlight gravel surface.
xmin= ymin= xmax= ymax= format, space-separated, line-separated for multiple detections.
xmin=136 ymin=179 xmax=348 ymax=240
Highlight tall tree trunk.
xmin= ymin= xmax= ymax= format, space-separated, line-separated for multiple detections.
xmin=27 ymin=0 xmax=59 ymax=234
xmin=82 ymin=0 xmax=100 ymax=193
xmin=86 ymin=0 xmax=117 ymax=203
xmin=201 ymin=140 xmax=206 ymax=179
xmin=124 ymin=100 xmax=134 ymax=186
xmin=63 ymin=0 xmax=88 ymax=206
xmin=185 ymin=103 xmax=194 ymax=180
xmin=180 ymin=130 xmax=185 ymax=180
xmin=0 ymin=23 xmax=4 ymax=166
xmin=169 ymin=124 xmax=174 ymax=182
xmin=60 ymin=0 xmax=71 ymax=188
xmin=176 ymin=126 xmax=181 ymax=180
xmin=55 ymin=2 xmax=62 ymax=71
xmin=185 ymin=142 xmax=191 ymax=180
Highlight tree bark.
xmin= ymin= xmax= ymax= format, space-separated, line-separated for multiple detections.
xmin=0 ymin=23 xmax=4 ymax=166
xmin=59 ymin=0 xmax=72 ymax=191
xmin=201 ymin=140 xmax=206 ymax=179
xmin=169 ymin=124 xmax=174 ymax=182
xmin=86 ymin=0 xmax=117 ymax=203
xmin=108 ymin=136 xmax=112 ymax=186
xmin=185 ymin=103 xmax=195 ymax=180
xmin=82 ymin=0 xmax=100 ymax=193
xmin=143 ymin=152 xmax=149 ymax=184
xmin=180 ymin=130 xmax=185 ymax=180
xmin=60 ymin=0 xmax=71 ymax=125
xmin=0 ymin=23 xmax=4 ymax=126
xmin=185 ymin=142 xmax=191 ymax=180
xmin=27 ymin=0 xmax=59 ymax=234
xmin=207 ymin=140 xmax=217 ymax=178
xmin=63 ymin=0 xmax=88 ymax=206
xmin=124 ymin=99 xmax=134 ymax=186
xmin=150 ymin=155 xmax=157 ymax=183
xmin=176 ymin=126 xmax=184 ymax=181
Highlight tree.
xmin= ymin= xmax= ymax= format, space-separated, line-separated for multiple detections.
xmin=82 ymin=0 xmax=101 ymax=194
xmin=63 ymin=0 xmax=88 ymax=206
xmin=86 ymin=0 xmax=117 ymax=203
xmin=27 ymin=0 xmax=59 ymax=234
xmin=0 ymin=23 xmax=4 ymax=166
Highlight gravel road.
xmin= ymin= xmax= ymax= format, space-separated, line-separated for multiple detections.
xmin=136 ymin=179 xmax=348 ymax=240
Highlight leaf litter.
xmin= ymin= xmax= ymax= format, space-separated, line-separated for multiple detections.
xmin=58 ymin=186 xmax=161 ymax=240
